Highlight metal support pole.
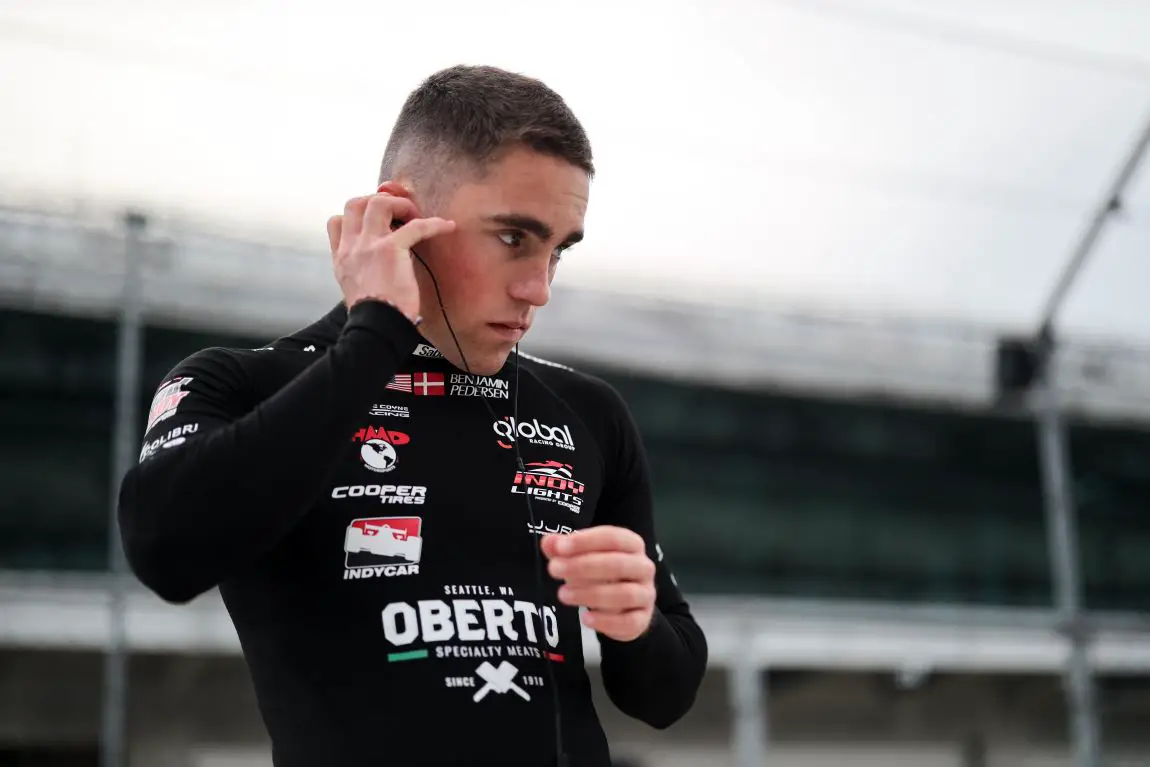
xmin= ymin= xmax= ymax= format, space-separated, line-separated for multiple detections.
xmin=1022 ymin=108 xmax=1150 ymax=767
xmin=1037 ymin=117 xmax=1150 ymax=331
xmin=729 ymin=654 xmax=768 ymax=767
xmin=1034 ymin=344 xmax=1100 ymax=767
xmin=102 ymin=210 xmax=148 ymax=767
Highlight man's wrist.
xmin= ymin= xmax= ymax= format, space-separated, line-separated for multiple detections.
xmin=350 ymin=296 xmax=421 ymax=327
xmin=600 ymin=608 xmax=660 ymax=647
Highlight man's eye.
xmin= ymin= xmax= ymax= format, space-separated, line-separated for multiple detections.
xmin=498 ymin=231 xmax=524 ymax=248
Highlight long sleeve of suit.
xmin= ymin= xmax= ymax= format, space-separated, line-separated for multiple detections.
xmin=592 ymin=383 xmax=709 ymax=730
xmin=117 ymin=300 xmax=421 ymax=604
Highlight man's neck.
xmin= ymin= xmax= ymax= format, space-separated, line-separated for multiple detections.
xmin=415 ymin=326 xmax=505 ymax=377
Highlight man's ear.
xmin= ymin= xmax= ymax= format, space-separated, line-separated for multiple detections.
xmin=376 ymin=180 xmax=422 ymax=222
xmin=377 ymin=180 xmax=413 ymax=199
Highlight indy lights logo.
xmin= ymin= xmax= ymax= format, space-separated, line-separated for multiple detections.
xmin=511 ymin=460 xmax=584 ymax=513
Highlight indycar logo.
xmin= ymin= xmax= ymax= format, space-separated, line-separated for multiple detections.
xmin=343 ymin=516 xmax=422 ymax=579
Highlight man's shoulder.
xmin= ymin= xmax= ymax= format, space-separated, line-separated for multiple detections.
xmin=177 ymin=302 xmax=342 ymax=380
xmin=154 ymin=340 xmax=319 ymax=396
xmin=516 ymin=350 xmax=628 ymax=415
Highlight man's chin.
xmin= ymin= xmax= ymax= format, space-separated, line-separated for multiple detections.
xmin=468 ymin=350 xmax=513 ymax=377
xmin=440 ymin=339 xmax=508 ymax=377
xmin=428 ymin=327 xmax=520 ymax=376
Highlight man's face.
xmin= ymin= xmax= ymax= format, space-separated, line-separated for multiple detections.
xmin=407 ymin=146 xmax=590 ymax=375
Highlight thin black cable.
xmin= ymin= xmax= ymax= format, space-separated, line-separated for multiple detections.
xmin=411 ymin=249 xmax=567 ymax=767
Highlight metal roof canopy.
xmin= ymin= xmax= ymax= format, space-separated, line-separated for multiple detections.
xmin=0 ymin=0 xmax=1149 ymax=348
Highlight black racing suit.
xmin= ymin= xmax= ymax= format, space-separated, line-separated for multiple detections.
xmin=118 ymin=300 xmax=708 ymax=767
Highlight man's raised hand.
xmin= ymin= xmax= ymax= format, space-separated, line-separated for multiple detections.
xmin=541 ymin=526 xmax=657 ymax=643
xmin=326 ymin=192 xmax=456 ymax=323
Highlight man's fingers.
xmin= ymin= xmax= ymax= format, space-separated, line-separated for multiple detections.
xmin=541 ymin=526 xmax=646 ymax=558
xmin=340 ymin=196 xmax=369 ymax=250
xmin=332 ymin=194 xmax=448 ymax=255
xmin=548 ymin=551 xmax=654 ymax=585
xmin=326 ymin=215 xmax=342 ymax=253
xmin=362 ymin=194 xmax=419 ymax=239
xmin=558 ymin=582 xmax=655 ymax=612
xmin=390 ymin=216 xmax=457 ymax=250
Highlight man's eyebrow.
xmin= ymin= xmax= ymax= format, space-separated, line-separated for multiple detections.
xmin=484 ymin=214 xmax=584 ymax=245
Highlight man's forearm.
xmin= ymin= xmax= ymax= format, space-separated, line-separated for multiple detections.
xmin=597 ymin=607 xmax=708 ymax=729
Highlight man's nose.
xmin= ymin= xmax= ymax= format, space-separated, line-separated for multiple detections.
xmin=509 ymin=261 xmax=552 ymax=307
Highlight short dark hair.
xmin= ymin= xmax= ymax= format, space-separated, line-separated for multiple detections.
xmin=378 ymin=65 xmax=594 ymax=200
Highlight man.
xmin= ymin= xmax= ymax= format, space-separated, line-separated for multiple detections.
xmin=118 ymin=64 xmax=707 ymax=766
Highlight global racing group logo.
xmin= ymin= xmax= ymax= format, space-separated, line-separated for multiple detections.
xmin=511 ymin=460 xmax=584 ymax=513
xmin=493 ymin=417 xmax=575 ymax=451
xmin=351 ymin=425 xmax=410 ymax=474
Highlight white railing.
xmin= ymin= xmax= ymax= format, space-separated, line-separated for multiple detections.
xmin=4 ymin=570 xmax=1150 ymax=674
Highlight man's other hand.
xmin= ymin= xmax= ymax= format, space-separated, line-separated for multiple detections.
xmin=541 ymin=526 xmax=656 ymax=643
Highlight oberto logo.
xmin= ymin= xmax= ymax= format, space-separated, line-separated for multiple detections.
xmin=493 ymin=417 xmax=574 ymax=451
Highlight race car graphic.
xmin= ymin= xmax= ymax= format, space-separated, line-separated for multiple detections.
xmin=523 ymin=460 xmax=573 ymax=478
xmin=344 ymin=517 xmax=423 ymax=565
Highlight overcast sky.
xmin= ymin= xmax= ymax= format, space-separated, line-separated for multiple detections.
xmin=2 ymin=0 xmax=1149 ymax=343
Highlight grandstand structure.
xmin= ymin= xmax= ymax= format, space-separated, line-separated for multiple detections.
xmin=2 ymin=202 xmax=1150 ymax=767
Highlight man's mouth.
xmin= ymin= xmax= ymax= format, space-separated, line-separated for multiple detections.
xmin=488 ymin=322 xmax=528 ymax=340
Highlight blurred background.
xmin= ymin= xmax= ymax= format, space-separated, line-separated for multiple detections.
xmin=2 ymin=1 xmax=1150 ymax=766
